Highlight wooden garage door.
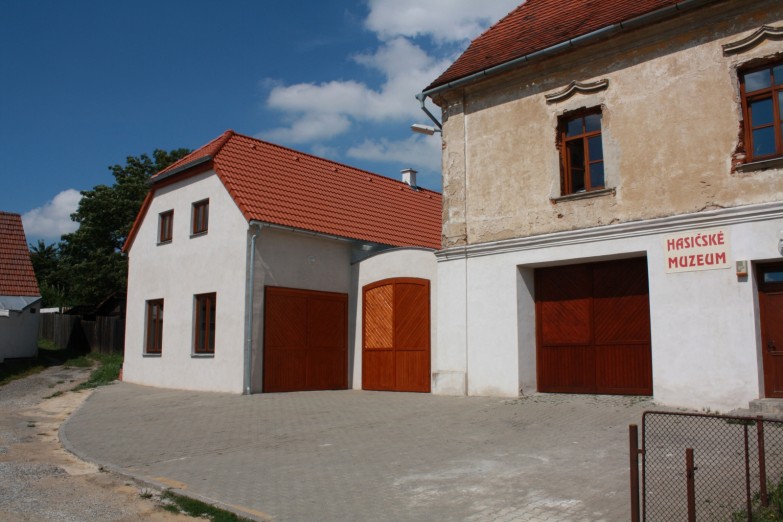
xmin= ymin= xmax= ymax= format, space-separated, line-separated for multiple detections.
xmin=263 ymin=287 xmax=348 ymax=392
xmin=363 ymin=278 xmax=430 ymax=393
xmin=536 ymin=258 xmax=652 ymax=395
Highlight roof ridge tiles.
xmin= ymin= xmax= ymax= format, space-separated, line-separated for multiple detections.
xmin=221 ymin=131 xmax=441 ymax=195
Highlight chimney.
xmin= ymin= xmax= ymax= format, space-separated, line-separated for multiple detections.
xmin=401 ymin=168 xmax=417 ymax=187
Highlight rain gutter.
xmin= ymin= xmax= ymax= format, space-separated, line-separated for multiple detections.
xmin=249 ymin=220 xmax=372 ymax=245
xmin=415 ymin=0 xmax=716 ymax=113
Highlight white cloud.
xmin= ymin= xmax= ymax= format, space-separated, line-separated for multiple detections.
xmin=260 ymin=2 xmax=519 ymax=173
xmin=347 ymin=135 xmax=441 ymax=173
xmin=262 ymin=37 xmax=450 ymax=143
xmin=22 ymin=189 xmax=81 ymax=242
xmin=364 ymin=0 xmax=521 ymax=43
xmin=261 ymin=113 xmax=352 ymax=144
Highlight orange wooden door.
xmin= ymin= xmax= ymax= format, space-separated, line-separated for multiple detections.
xmin=363 ymin=278 xmax=430 ymax=393
xmin=536 ymin=258 xmax=652 ymax=395
xmin=759 ymin=264 xmax=783 ymax=398
xmin=593 ymin=259 xmax=652 ymax=395
xmin=536 ymin=264 xmax=595 ymax=393
xmin=263 ymin=287 xmax=347 ymax=392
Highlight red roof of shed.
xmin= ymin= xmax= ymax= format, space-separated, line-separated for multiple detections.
xmin=0 ymin=212 xmax=40 ymax=297
xmin=126 ymin=131 xmax=442 ymax=250
xmin=426 ymin=0 xmax=702 ymax=91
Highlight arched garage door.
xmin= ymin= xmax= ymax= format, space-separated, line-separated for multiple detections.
xmin=263 ymin=286 xmax=348 ymax=392
xmin=535 ymin=257 xmax=652 ymax=395
xmin=363 ymin=278 xmax=430 ymax=393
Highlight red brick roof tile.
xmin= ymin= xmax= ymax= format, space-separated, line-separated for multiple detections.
xmin=0 ymin=212 xmax=40 ymax=297
xmin=127 ymin=131 xmax=442 ymax=250
xmin=426 ymin=0 xmax=698 ymax=91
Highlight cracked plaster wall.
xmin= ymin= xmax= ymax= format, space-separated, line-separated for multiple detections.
xmin=435 ymin=0 xmax=783 ymax=247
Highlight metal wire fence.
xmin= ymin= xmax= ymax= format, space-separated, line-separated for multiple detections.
xmin=634 ymin=411 xmax=783 ymax=521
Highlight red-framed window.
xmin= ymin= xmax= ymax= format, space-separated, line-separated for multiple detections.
xmin=192 ymin=199 xmax=209 ymax=235
xmin=559 ymin=109 xmax=605 ymax=195
xmin=741 ymin=62 xmax=783 ymax=161
xmin=158 ymin=210 xmax=173 ymax=243
xmin=145 ymin=299 xmax=164 ymax=354
xmin=194 ymin=292 xmax=216 ymax=354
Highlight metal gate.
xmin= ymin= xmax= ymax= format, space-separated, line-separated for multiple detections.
xmin=630 ymin=411 xmax=783 ymax=521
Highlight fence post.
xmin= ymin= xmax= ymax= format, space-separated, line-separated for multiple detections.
xmin=757 ymin=416 xmax=768 ymax=507
xmin=630 ymin=424 xmax=640 ymax=522
xmin=686 ymin=448 xmax=696 ymax=522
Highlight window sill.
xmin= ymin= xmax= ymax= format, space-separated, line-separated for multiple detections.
xmin=550 ymin=187 xmax=615 ymax=204
xmin=190 ymin=231 xmax=208 ymax=238
xmin=191 ymin=353 xmax=214 ymax=358
xmin=143 ymin=352 xmax=162 ymax=358
xmin=736 ymin=156 xmax=783 ymax=173
xmin=157 ymin=240 xmax=172 ymax=246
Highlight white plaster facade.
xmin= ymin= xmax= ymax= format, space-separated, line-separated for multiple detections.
xmin=124 ymin=170 xmax=439 ymax=394
xmin=433 ymin=204 xmax=783 ymax=411
xmin=124 ymin=170 xmax=249 ymax=393
xmin=0 ymin=299 xmax=41 ymax=362
xmin=426 ymin=0 xmax=783 ymax=410
xmin=351 ymin=248 xmax=438 ymax=390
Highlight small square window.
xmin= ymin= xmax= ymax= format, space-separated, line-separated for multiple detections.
xmin=194 ymin=292 xmax=216 ymax=354
xmin=192 ymin=199 xmax=209 ymax=235
xmin=740 ymin=62 xmax=783 ymax=162
xmin=559 ymin=109 xmax=605 ymax=195
xmin=158 ymin=210 xmax=173 ymax=243
xmin=145 ymin=299 xmax=164 ymax=354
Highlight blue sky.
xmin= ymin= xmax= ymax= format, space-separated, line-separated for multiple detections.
xmin=1 ymin=0 xmax=519 ymax=244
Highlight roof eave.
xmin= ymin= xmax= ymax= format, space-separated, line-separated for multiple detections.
xmin=149 ymin=156 xmax=213 ymax=186
xmin=418 ymin=0 xmax=718 ymax=102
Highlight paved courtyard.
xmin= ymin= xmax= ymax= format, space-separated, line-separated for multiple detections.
xmin=61 ymin=383 xmax=655 ymax=522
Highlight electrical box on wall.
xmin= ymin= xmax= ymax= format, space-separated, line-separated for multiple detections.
xmin=736 ymin=260 xmax=748 ymax=277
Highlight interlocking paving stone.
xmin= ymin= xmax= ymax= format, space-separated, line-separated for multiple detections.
xmin=62 ymin=384 xmax=655 ymax=522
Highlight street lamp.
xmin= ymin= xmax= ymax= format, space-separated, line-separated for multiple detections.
xmin=410 ymin=123 xmax=441 ymax=135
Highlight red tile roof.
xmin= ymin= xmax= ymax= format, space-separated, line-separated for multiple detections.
xmin=126 ymin=131 xmax=442 ymax=250
xmin=426 ymin=0 xmax=701 ymax=91
xmin=0 ymin=212 xmax=40 ymax=297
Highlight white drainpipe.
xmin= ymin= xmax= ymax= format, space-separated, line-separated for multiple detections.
xmin=244 ymin=226 xmax=260 ymax=394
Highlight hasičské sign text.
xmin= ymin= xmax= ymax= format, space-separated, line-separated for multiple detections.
xmin=663 ymin=228 xmax=731 ymax=273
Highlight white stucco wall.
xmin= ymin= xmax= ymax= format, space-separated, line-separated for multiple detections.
xmin=124 ymin=170 xmax=250 ymax=393
xmin=0 ymin=303 xmax=41 ymax=362
xmin=436 ymin=204 xmax=783 ymax=411
xmin=248 ymin=227 xmax=356 ymax=392
xmin=351 ymin=248 xmax=438 ymax=391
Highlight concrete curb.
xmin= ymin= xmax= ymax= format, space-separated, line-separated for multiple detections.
xmin=58 ymin=385 xmax=268 ymax=522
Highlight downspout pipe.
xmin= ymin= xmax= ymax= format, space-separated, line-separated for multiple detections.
xmin=244 ymin=225 xmax=260 ymax=395
xmin=415 ymin=0 xmax=715 ymax=106
xmin=418 ymin=98 xmax=443 ymax=130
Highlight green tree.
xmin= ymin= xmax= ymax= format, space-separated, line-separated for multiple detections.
xmin=57 ymin=149 xmax=190 ymax=306
xmin=29 ymin=240 xmax=67 ymax=307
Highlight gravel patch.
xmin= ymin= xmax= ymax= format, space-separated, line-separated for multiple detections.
xmin=0 ymin=364 xmax=196 ymax=522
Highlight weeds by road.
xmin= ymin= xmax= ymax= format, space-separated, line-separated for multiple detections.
xmin=1 ymin=341 xmax=122 ymax=391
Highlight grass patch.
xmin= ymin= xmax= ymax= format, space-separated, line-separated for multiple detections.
xmin=161 ymin=491 xmax=253 ymax=521
xmin=44 ymin=390 xmax=64 ymax=399
xmin=733 ymin=476 xmax=783 ymax=521
xmin=73 ymin=353 xmax=123 ymax=390
xmin=63 ymin=355 xmax=92 ymax=368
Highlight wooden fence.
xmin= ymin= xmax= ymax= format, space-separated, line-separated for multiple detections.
xmin=39 ymin=314 xmax=125 ymax=354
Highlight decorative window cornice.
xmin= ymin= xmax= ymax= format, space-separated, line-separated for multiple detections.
xmin=722 ymin=25 xmax=783 ymax=55
xmin=545 ymin=79 xmax=609 ymax=103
